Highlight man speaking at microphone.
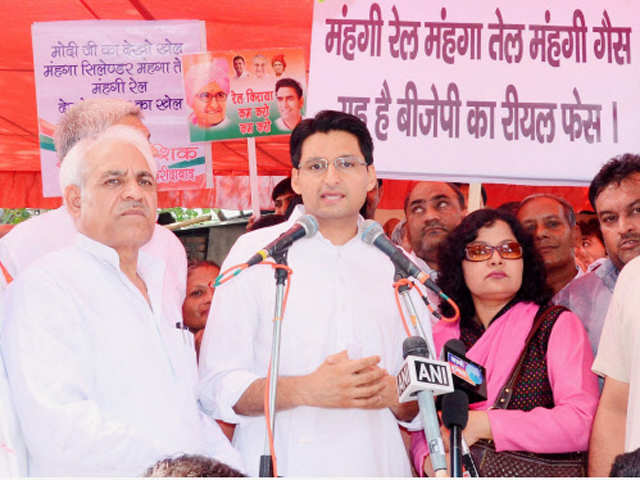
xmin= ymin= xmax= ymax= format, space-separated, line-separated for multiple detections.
xmin=198 ymin=110 xmax=418 ymax=476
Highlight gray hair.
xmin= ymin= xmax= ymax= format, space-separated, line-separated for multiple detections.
xmin=54 ymin=99 xmax=141 ymax=161
xmin=517 ymin=193 xmax=577 ymax=227
xmin=59 ymin=124 xmax=155 ymax=193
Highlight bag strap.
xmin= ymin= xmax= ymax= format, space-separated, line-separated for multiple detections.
xmin=492 ymin=304 xmax=567 ymax=409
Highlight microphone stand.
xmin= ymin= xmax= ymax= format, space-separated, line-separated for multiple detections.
xmin=450 ymin=419 xmax=463 ymax=477
xmin=259 ymin=250 xmax=290 ymax=477
xmin=395 ymin=272 xmax=448 ymax=477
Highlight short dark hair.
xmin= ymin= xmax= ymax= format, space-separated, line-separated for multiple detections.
xmin=589 ymin=153 xmax=640 ymax=210
xmin=275 ymin=78 xmax=303 ymax=99
xmin=403 ymin=182 xmax=466 ymax=213
xmin=289 ymin=110 xmax=373 ymax=168
xmin=577 ymin=212 xmax=604 ymax=244
xmin=517 ymin=193 xmax=577 ymax=227
xmin=437 ymin=208 xmax=553 ymax=320
xmin=284 ymin=194 xmax=303 ymax=218
xmin=272 ymin=177 xmax=294 ymax=201
xmin=144 ymin=454 xmax=245 ymax=477
xmin=232 ymin=55 xmax=245 ymax=63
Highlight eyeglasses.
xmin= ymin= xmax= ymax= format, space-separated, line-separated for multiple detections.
xmin=298 ymin=155 xmax=367 ymax=175
xmin=464 ymin=240 xmax=523 ymax=262
xmin=196 ymin=91 xmax=228 ymax=103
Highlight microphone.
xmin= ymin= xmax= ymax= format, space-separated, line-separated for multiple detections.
xmin=397 ymin=339 xmax=454 ymax=402
xmin=361 ymin=220 xmax=442 ymax=295
xmin=400 ymin=336 xmax=449 ymax=476
xmin=442 ymin=390 xmax=469 ymax=477
xmin=442 ymin=339 xmax=487 ymax=404
xmin=441 ymin=339 xmax=481 ymax=477
xmin=245 ymin=214 xmax=318 ymax=266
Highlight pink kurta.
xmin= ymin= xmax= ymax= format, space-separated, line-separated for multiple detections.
xmin=410 ymin=301 xmax=599 ymax=473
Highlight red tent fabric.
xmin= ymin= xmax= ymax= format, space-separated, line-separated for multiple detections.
xmin=0 ymin=1 xmax=590 ymax=211
xmin=0 ymin=0 xmax=312 ymax=208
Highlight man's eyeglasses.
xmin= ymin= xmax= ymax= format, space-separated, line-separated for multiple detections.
xmin=298 ymin=155 xmax=367 ymax=175
xmin=464 ymin=240 xmax=523 ymax=262
xmin=196 ymin=91 xmax=228 ymax=103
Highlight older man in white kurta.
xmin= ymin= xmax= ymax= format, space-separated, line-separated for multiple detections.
xmin=199 ymin=111 xmax=418 ymax=476
xmin=1 ymin=125 xmax=241 ymax=476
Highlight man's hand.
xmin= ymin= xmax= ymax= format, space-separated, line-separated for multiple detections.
xmin=233 ymin=350 xmax=402 ymax=416
xmin=301 ymin=350 xmax=389 ymax=409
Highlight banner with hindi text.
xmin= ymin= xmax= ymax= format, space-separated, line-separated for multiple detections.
xmin=32 ymin=20 xmax=209 ymax=197
xmin=308 ymin=1 xmax=639 ymax=185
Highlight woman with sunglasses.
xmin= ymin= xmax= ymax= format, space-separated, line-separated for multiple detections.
xmin=411 ymin=208 xmax=599 ymax=476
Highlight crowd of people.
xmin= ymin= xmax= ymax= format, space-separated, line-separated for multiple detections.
xmin=0 ymin=98 xmax=639 ymax=477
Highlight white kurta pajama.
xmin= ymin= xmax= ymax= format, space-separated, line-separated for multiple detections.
xmin=198 ymin=206 xmax=419 ymax=477
xmin=1 ymin=234 xmax=242 ymax=476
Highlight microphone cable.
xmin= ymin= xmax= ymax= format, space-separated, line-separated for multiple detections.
xmin=210 ymin=260 xmax=294 ymax=478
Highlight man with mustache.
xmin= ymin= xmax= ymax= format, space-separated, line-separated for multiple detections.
xmin=516 ymin=194 xmax=581 ymax=295
xmin=0 ymin=99 xmax=187 ymax=328
xmin=1 ymin=125 xmax=242 ymax=475
xmin=553 ymin=155 xmax=640 ymax=359
xmin=404 ymin=181 xmax=467 ymax=276
xmin=585 ymin=154 xmax=640 ymax=476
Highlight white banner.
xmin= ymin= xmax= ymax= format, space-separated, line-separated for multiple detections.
xmin=32 ymin=20 xmax=209 ymax=197
xmin=308 ymin=2 xmax=640 ymax=185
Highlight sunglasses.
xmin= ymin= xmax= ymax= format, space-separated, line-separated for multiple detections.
xmin=464 ymin=240 xmax=523 ymax=262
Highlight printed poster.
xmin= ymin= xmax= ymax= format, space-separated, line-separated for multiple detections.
xmin=182 ymin=48 xmax=307 ymax=142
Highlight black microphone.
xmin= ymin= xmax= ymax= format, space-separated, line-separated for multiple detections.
xmin=402 ymin=336 xmax=448 ymax=475
xmin=441 ymin=339 xmax=481 ymax=477
xmin=245 ymin=214 xmax=318 ymax=266
xmin=361 ymin=220 xmax=442 ymax=295
xmin=442 ymin=390 xmax=469 ymax=477
xmin=442 ymin=339 xmax=487 ymax=404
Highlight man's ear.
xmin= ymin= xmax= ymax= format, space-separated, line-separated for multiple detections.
xmin=291 ymin=168 xmax=301 ymax=194
xmin=64 ymin=184 xmax=82 ymax=219
xmin=366 ymin=165 xmax=377 ymax=192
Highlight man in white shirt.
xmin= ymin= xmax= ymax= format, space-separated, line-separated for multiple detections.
xmin=0 ymin=99 xmax=187 ymax=327
xmin=198 ymin=110 xmax=418 ymax=476
xmin=587 ymin=153 xmax=640 ymax=475
xmin=1 ymin=125 xmax=241 ymax=476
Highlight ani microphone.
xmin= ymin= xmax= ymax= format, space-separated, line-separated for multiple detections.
xmin=245 ymin=214 xmax=318 ymax=266
xmin=400 ymin=336 xmax=451 ymax=477
xmin=441 ymin=390 xmax=469 ymax=477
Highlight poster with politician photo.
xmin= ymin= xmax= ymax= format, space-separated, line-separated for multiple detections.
xmin=182 ymin=48 xmax=306 ymax=142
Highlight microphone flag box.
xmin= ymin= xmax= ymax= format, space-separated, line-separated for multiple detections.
xmin=397 ymin=355 xmax=454 ymax=402
xmin=443 ymin=347 xmax=487 ymax=404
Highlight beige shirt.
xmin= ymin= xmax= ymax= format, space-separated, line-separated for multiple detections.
xmin=592 ymin=255 xmax=640 ymax=451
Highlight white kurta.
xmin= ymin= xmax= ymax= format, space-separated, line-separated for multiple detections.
xmin=1 ymin=234 xmax=242 ymax=476
xmin=198 ymin=207 xmax=417 ymax=477
xmin=592 ymin=255 xmax=640 ymax=451
xmin=0 ymin=206 xmax=187 ymax=326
